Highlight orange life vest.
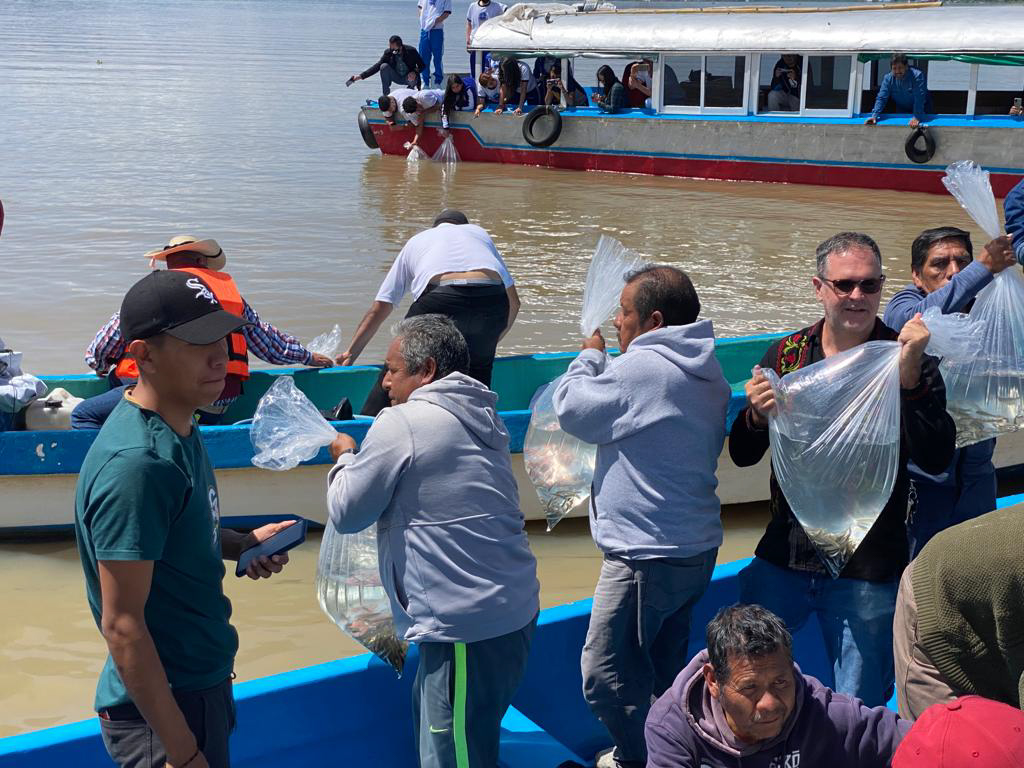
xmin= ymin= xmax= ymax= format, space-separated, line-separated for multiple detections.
xmin=114 ymin=268 xmax=250 ymax=380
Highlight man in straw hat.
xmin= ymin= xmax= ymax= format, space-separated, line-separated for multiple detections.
xmin=74 ymin=235 xmax=333 ymax=429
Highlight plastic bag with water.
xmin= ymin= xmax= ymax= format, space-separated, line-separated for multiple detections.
xmin=316 ymin=522 xmax=407 ymax=675
xmin=306 ymin=324 xmax=342 ymax=359
xmin=404 ymin=144 xmax=429 ymax=165
xmin=939 ymin=160 xmax=1024 ymax=447
xmin=250 ymin=376 xmax=338 ymax=470
xmin=579 ymin=236 xmax=646 ymax=336
xmin=763 ymin=341 xmax=902 ymax=578
xmin=522 ymin=376 xmax=597 ymax=531
xmin=432 ymin=135 xmax=459 ymax=165
xmin=921 ymin=307 xmax=985 ymax=364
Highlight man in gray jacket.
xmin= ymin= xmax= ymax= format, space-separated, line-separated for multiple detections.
xmin=553 ymin=265 xmax=731 ymax=768
xmin=324 ymin=314 xmax=539 ymax=768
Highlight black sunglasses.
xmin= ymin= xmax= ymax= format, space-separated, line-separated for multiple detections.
xmin=821 ymin=275 xmax=886 ymax=296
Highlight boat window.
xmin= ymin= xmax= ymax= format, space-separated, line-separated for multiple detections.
xmin=975 ymin=63 xmax=1024 ymax=116
xmin=705 ymin=56 xmax=745 ymax=109
xmin=756 ymin=54 xmax=802 ymax=113
xmin=804 ymin=55 xmax=852 ymax=111
xmin=663 ymin=55 xmax=702 ymax=108
xmin=860 ymin=58 xmax=970 ymax=115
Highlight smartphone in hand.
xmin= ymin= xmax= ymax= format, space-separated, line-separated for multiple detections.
xmin=235 ymin=520 xmax=308 ymax=577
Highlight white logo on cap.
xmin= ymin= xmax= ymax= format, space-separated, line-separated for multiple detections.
xmin=185 ymin=277 xmax=218 ymax=305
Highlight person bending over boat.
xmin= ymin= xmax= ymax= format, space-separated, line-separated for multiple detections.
xmin=593 ymin=65 xmax=628 ymax=114
xmin=495 ymin=57 xmax=539 ymax=115
xmin=646 ymin=605 xmax=908 ymax=768
xmin=865 ymin=53 xmax=932 ymax=128
xmin=378 ymin=87 xmax=419 ymax=126
xmin=553 ymin=266 xmax=731 ymax=768
xmin=883 ymin=226 xmax=1016 ymax=556
xmin=892 ymin=500 xmax=1024 ymax=722
xmin=324 ymin=315 xmax=539 ymax=768
xmin=439 ymin=74 xmax=476 ymax=133
xmin=400 ymin=88 xmax=444 ymax=148
xmin=473 ymin=65 xmax=501 ymax=115
xmin=345 ymin=34 xmax=424 ymax=93
xmin=74 ymin=235 xmax=332 ymax=430
xmin=339 ymin=209 xmax=519 ymax=416
xmin=730 ymin=232 xmax=955 ymax=707
xmin=74 ymin=270 xmax=297 ymax=768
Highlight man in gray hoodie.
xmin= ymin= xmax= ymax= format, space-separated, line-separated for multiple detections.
xmin=553 ymin=265 xmax=731 ymax=768
xmin=324 ymin=314 xmax=540 ymax=768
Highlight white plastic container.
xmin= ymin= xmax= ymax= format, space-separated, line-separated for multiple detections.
xmin=24 ymin=388 xmax=83 ymax=431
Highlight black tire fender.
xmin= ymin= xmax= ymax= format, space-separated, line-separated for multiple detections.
xmin=904 ymin=126 xmax=935 ymax=164
xmin=358 ymin=109 xmax=379 ymax=150
xmin=522 ymin=106 xmax=563 ymax=148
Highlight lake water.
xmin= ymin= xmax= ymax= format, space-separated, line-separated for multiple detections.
xmin=0 ymin=0 xmax=1012 ymax=739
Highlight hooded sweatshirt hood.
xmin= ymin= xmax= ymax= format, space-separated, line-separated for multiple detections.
xmin=627 ymin=320 xmax=724 ymax=382
xmin=408 ymin=372 xmax=509 ymax=451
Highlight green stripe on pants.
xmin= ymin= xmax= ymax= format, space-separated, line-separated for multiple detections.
xmin=453 ymin=642 xmax=469 ymax=768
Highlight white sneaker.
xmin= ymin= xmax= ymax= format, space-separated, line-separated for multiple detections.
xmin=594 ymin=748 xmax=618 ymax=768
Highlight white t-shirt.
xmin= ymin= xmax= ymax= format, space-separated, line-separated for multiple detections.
xmin=467 ymin=1 xmax=506 ymax=31
xmin=376 ymin=223 xmax=515 ymax=304
xmin=384 ymin=87 xmax=417 ymax=119
xmin=418 ymin=0 xmax=452 ymax=30
xmin=401 ymin=88 xmax=443 ymax=124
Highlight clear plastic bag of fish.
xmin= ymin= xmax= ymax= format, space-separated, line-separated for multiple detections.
xmin=404 ymin=143 xmax=429 ymax=165
xmin=762 ymin=341 xmax=902 ymax=578
xmin=921 ymin=307 xmax=985 ymax=364
xmin=523 ymin=376 xmax=596 ymax=531
xmin=939 ymin=160 xmax=1024 ymax=447
xmin=250 ymin=376 xmax=338 ymax=470
xmin=306 ymin=324 xmax=341 ymax=359
xmin=316 ymin=522 xmax=407 ymax=675
xmin=579 ymin=236 xmax=647 ymax=336
xmin=432 ymin=135 xmax=459 ymax=165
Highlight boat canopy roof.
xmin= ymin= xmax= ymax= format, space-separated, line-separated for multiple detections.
xmin=470 ymin=3 xmax=1024 ymax=58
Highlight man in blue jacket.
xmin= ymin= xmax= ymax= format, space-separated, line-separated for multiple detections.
xmin=646 ymin=604 xmax=909 ymax=768
xmin=554 ymin=266 xmax=731 ymax=768
xmin=865 ymin=53 xmax=932 ymax=127
xmin=883 ymin=226 xmax=1016 ymax=555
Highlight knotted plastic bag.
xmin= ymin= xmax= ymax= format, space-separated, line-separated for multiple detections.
xmin=306 ymin=324 xmax=342 ymax=359
xmin=580 ymin=235 xmax=646 ymax=336
xmin=763 ymin=341 xmax=902 ymax=578
xmin=432 ymin=135 xmax=459 ymax=165
xmin=316 ymin=522 xmax=407 ymax=675
xmin=940 ymin=160 xmax=1024 ymax=447
xmin=250 ymin=377 xmax=338 ymax=470
xmin=523 ymin=377 xmax=596 ymax=530
xmin=404 ymin=143 xmax=429 ymax=166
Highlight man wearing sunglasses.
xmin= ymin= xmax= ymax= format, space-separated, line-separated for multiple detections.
xmin=883 ymin=227 xmax=1016 ymax=557
xmin=728 ymin=231 xmax=956 ymax=708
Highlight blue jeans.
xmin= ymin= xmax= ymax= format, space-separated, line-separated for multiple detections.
xmin=581 ymin=549 xmax=717 ymax=767
xmin=418 ymin=28 xmax=444 ymax=86
xmin=739 ymin=556 xmax=898 ymax=706
xmin=71 ymin=385 xmax=130 ymax=429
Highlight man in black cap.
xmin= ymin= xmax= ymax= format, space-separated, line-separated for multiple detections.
xmin=339 ymin=210 xmax=520 ymax=415
xmin=74 ymin=270 xmax=298 ymax=768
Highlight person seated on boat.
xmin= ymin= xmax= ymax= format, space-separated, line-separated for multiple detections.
xmin=473 ymin=67 xmax=502 ymax=115
xmin=553 ymin=265 xmax=731 ymax=768
xmin=338 ymin=209 xmax=519 ymax=416
xmin=73 ymin=236 xmax=332 ymax=430
xmin=766 ymin=53 xmax=802 ymax=112
xmin=541 ymin=59 xmax=589 ymax=109
xmin=495 ymin=57 xmax=539 ymax=116
xmin=593 ymin=65 xmax=628 ymax=115
xmin=892 ymin=696 xmax=1024 ymax=767
xmin=892 ymin=501 xmax=1024 ymax=722
xmin=0 ymin=337 xmax=47 ymax=432
xmin=729 ymin=232 xmax=956 ymax=708
xmin=345 ymin=34 xmax=424 ymax=93
xmin=865 ymin=53 xmax=933 ymax=128
xmin=324 ymin=314 xmax=539 ymax=768
xmin=400 ymin=88 xmax=444 ymax=149
xmin=439 ymin=73 xmax=476 ymax=133
xmin=623 ymin=59 xmax=653 ymax=108
xmin=882 ymin=226 xmax=1016 ymax=557
xmin=74 ymin=269 xmax=296 ymax=768
xmin=645 ymin=604 xmax=909 ymax=768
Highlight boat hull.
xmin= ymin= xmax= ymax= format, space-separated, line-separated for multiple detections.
xmin=369 ymin=108 xmax=1024 ymax=195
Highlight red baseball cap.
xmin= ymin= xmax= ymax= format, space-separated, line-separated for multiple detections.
xmin=893 ymin=696 xmax=1024 ymax=768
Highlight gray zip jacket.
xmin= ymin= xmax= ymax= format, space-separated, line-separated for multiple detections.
xmin=552 ymin=321 xmax=730 ymax=559
xmin=326 ymin=373 xmax=539 ymax=644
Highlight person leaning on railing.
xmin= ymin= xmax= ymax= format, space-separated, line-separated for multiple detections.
xmin=865 ymin=52 xmax=932 ymax=128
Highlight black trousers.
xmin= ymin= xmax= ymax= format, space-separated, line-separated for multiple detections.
xmin=361 ymin=283 xmax=510 ymax=416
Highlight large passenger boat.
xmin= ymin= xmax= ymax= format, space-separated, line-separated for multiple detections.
xmin=358 ymin=2 xmax=1024 ymax=194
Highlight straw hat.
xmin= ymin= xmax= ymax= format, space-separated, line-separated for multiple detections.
xmin=145 ymin=235 xmax=226 ymax=271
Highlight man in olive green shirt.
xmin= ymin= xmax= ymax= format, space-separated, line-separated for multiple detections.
xmin=75 ymin=269 xmax=297 ymax=768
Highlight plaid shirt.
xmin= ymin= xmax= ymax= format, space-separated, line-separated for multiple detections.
xmin=85 ymin=302 xmax=313 ymax=375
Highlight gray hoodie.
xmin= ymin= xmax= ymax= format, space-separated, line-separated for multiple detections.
xmin=552 ymin=321 xmax=730 ymax=559
xmin=326 ymin=373 xmax=539 ymax=644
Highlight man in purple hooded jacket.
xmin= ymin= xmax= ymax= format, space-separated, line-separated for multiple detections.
xmin=645 ymin=604 xmax=909 ymax=768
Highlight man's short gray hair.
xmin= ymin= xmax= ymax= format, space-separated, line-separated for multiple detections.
xmin=815 ymin=232 xmax=882 ymax=277
xmin=391 ymin=314 xmax=470 ymax=379
xmin=707 ymin=604 xmax=793 ymax=683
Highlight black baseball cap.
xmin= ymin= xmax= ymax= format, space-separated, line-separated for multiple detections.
xmin=120 ymin=270 xmax=250 ymax=344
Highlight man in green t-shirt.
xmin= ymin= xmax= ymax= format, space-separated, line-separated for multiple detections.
xmin=75 ymin=269 xmax=298 ymax=768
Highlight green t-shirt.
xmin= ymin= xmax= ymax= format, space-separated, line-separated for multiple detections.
xmin=74 ymin=398 xmax=238 ymax=711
